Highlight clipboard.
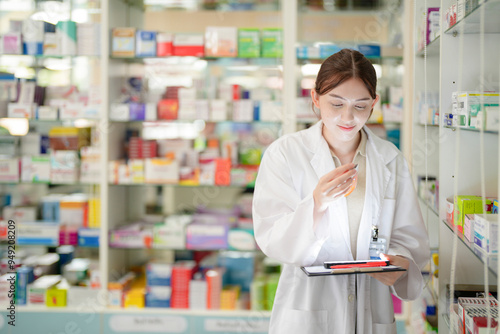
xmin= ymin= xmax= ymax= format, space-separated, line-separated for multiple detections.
xmin=301 ymin=265 xmax=406 ymax=277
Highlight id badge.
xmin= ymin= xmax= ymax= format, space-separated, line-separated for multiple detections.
xmin=369 ymin=225 xmax=387 ymax=260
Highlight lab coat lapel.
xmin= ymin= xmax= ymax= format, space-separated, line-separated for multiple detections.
xmin=356 ymin=127 xmax=392 ymax=260
xmin=307 ymin=121 xmax=352 ymax=257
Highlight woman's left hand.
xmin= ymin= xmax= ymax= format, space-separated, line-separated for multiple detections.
xmin=367 ymin=254 xmax=409 ymax=286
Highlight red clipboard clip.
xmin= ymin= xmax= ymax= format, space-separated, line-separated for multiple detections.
xmin=329 ymin=260 xmax=389 ymax=269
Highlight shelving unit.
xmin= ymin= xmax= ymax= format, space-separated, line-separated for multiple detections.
xmin=0 ymin=0 xmax=408 ymax=333
xmin=410 ymin=0 xmax=500 ymax=332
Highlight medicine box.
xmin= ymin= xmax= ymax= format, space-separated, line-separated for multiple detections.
xmin=463 ymin=214 xmax=475 ymax=243
xmin=135 ymin=30 xmax=156 ymax=57
xmin=36 ymin=106 xmax=58 ymax=120
xmin=173 ymin=33 xmax=204 ymax=57
xmin=205 ymin=27 xmax=237 ymax=57
xmin=16 ymin=267 xmax=35 ymax=305
xmin=228 ymin=228 xmax=256 ymax=251
xmin=454 ymin=195 xmax=484 ymax=233
xmin=50 ymin=150 xmax=80 ymax=184
xmin=109 ymin=223 xmax=154 ymax=249
xmin=157 ymin=32 xmax=173 ymax=57
xmin=3 ymin=205 xmax=37 ymax=222
xmin=17 ymin=222 xmax=60 ymax=246
xmin=186 ymin=222 xmax=229 ymax=250
xmin=146 ymin=262 xmax=172 ymax=286
xmin=7 ymin=103 xmax=36 ymax=118
xmin=238 ymin=29 xmax=260 ymax=58
xmin=146 ymin=286 xmax=171 ymax=308
xmin=145 ymin=158 xmax=179 ymax=184
xmin=0 ymin=158 xmax=20 ymax=183
xmin=21 ymin=155 xmax=51 ymax=183
xmin=28 ymin=275 xmax=62 ymax=306
xmin=78 ymin=228 xmax=99 ymax=247
xmin=112 ymin=27 xmax=135 ymax=57
xmin=474 ymin=213 xmax=498 ymax=254
xmin=485 ymin=106 xmax=500 ymax=132
xmin=49 ymin=126 xmax=91 ymax=150
xmin=157 ymin=99 xmax=179 ymax=120
xmin=153 ymin=215 xmax=191 ymax=249
xmin=261 ymin=29 xmax=282 ymax=58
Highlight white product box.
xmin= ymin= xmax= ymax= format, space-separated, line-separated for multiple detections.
xmin=260 ymin=100 xmax=283 ymax=122
xmin=145 ymin=158 xmax=179 ymax=184
xmin=36 ymin=106 xmax=59 ymax=120
xmin=110 ymin=103 xmax=130 ymax=121
xmin=50 ymin=151 xmax=80 ymax=184
xmin=145 ymin=103 xmax=157 ymax=121
xmin=205 ymin=26 xmax=237 ymax=57
xmin=80 ymin=161 xmax=100 ymax=184
xmin=128 ymin=159 xmax=144 ymax=184
xmin=21 ymin=155 xmax=51 ymax=183
xmin=43 ymin=32 xmax=60 ymax=56
xmin=0 ymin=158 xmax=19 ymax=183
xmin=485 ymin=106 xmax=499 ymax=132
xmin=232 ymin=100 xmax=254 ymax=122
xmin=8 ymin=103 xmax=36 ymax=118
xmin=474 ymin=213 xmax=498 ymax=254
xmin=28 ymin=275 xmax=62 ymax=306
xmin=178 ymin=100 xmax=197 ymax=120
xmin=2 ymin=206 xmax=37 ymax=222
xmin=60 ymin=103 xmax=85 ymax=119
xmin=195 ymin=100 xmax=210 ymax=120
xmin=18 ymin=222 xmax=60 ymax=246
xmin=21 ymin=133 xmax=47 ymax=156
xmin=82 ymin=105 xmax=100 ymax=119
xmin=210 ymin=100 xmax=228 ymax=121
xmin=153 ymin=215 xmax=191 ymax=249
xmin=178 ymin=87 xmax=197 ymax=100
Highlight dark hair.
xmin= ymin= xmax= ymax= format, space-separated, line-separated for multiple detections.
xmin=314 ymin=49 xmax=377 ymax=99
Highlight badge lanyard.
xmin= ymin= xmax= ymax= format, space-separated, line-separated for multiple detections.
xmin=369 ymin=225 xmax=387 ymax=260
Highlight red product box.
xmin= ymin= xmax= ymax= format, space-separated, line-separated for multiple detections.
xmin=215 ymin=158 xmax=231 ymax=186
xmin=157 ymin=32 xmax=173 ymax=57
xmin=173 ymin=34 xmax=204 ymax=57
xmin=158 ymin=99 xmax=179 ymax=120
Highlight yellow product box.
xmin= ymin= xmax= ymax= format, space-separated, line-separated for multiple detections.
xmin=88 ymin=197 xmax=100 ymax=228
xmin=220 ymin=285 xmax=240 ymax=310
xmin=49 ymin=127 xmax=91 ymax=150
xmin=46 ymin=284 xmax=67 ymax=307
xmin=454 ymin=195 xmax=486 ymax=234
xmin=128 ymin=159 xmax=145 ymax=184
xmin=124 ymin=288 xmax=145 ymax=308
xmin=112 ymin=27 xmax=136 ymax=58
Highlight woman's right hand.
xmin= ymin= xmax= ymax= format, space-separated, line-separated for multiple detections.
xmin=313 ymin=163 xmax=358 ymax=215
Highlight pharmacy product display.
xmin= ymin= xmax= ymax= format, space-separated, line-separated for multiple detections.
xmin=410 ymin=0 xmax=500 ymax=332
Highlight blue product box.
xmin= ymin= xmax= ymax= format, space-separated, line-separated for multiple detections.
xmin=146 ymin=262 xmax=172 ymax=286
xmin=358 ymin=44 xmax=381 ymax=58
xmin=78 ymin=228 xmax=100 ymax=247
xmin=17 ymin=222 xmax=59 ymax=246
xmin=218 ymin=252 xmax=254 ymax=292
xmin=493 ymin=199 xmax=498 ymax=214
xmin=319 ymin=44 xmax=341 ymax=59
xmin=186 ymin=223 xmax=229 ymax=250
xmin=42 ymin=200 xmax=60 ymax=222
xmin=145 ymin=286 xmax=171 ymax=308
xmin=23 ymin=42 xmax=43 ymax=56
xmin=253 ymin=101 xmax=260 ymax=121
xmin=136 ymin=30 xmax=157 ymax=57
xmin=16 ymin=266 xmax=35 ymax=305
xmin=129 ymin=103 xmax=146 ymax=121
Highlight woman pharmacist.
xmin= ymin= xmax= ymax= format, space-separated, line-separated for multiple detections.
xmin=252 ymin=49 xmax=430 ymax=334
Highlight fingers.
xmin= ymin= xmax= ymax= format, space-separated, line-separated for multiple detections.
xmin=325 ymin=177 xmax=355 ymax=198
xmin=320 ymin=163 xmax=357 ymax=183
xmin=323 ymin=169 xmax=357 ymax=194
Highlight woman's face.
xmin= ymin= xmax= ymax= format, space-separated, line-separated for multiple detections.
xmin=311 ymin=77 xmax=378 ymax=145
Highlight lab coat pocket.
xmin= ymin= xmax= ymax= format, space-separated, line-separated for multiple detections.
xmin=372 ymin=319 xmax=397 ymax=334
xmin=281 ymin=309 xmax=328 ymax=333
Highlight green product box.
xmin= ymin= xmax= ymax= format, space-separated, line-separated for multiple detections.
xmin=261 ymin=28 xmax=282 ymax=58
xmin=239 ymin=147 xmax=262 ymax=165
xmin=469 ymin=103 xmax=499 ymax=129
xmin=454 ymin=195 xmax=486 ymax=234
xmin=265 ymin=273 xmax=280 ymax=310
xmin=238 ymin=29 xmax=260 ymax=58
xmin=250 ymin=274 xmax=267 ymax=311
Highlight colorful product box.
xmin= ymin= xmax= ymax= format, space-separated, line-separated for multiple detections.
xmin=46 ymin=283 xmax=68 ymax=307
xmin=17 ymin=222 xmax=60 ymax=246
xmin=146 ymin=262 xmax=172 ymax=286
xmin=474 ymin=213 xmax=498 ymax=254
xmin=135 ymin=30 xmax=156 ymax=57
xmin=146 ymin=286 xmax=171 ymax=308
xmin=60 ymin=197 xmax=88 ymax=227
xmin=129 ymin=103 xmax=146 ymax=121
xmin=228 ymin=228 xmax=256 ymax=251
xmin=16 ymin=267 xmax=35 ymax=305
xmin=493 ymin=199 xmax=499 ymax=214
xmin=109 ymin=223 xmax=154 ymax=249
xmin=157 ymin=99 xmax=179 ymax=120
xmin=2 ymin=32 xmax=22 ymax=54
xmin=319 ymin=43 xmax=341 ymax=59
xmin=454 ymin=195 xmax=484 ymax=233
xmin=36 ymin=106 xmax=58 ymax=120
xmin=22 ymin=19 xmax=44 ymax=55
xmin=3 ymin=206 xmax=37 ymax=222
xmin=157 ymin=32 xmax=173 ymax=57
xmin=186 ymin=222 xmax=229 ymax=250
xmin=78 ymin=228 xmax=99 ymax=247
xmin=458 ymin=297 xmax=498 ymax=334
xmin=57 ymin=21 xmax=77 ymax=56
xmin=261 ymin=28 xmax=282 ymax=58
xmin=358 ymin=44 xmax=381 ymax=58
xmin=50 ymin=150 xmax=80 ymax=184
xmin=21 ymin=155 xmax=51 ymax=183
xmin=173 ymin=33 xmax=204 ymax=57
xmin=153 ymin=215 xmax=191 ymax=249
xmin=7 ymin=103 xmax=36 ymax=118
xmin=112 ymin=27 xmax=136 ymax=58
xmin=145 ymin=158 xmax=179 ymax=184
xmin=463 ymin=214 xmax=475 ymax=243
xmin=21 ymin=133 xmax=49 ymax=156
xmin=49 ymin=127 xmax=91 ymax=150
xmin=238 ymin=29 xmax=260 ymax=58
xmin=28 ymin=275 xmax=62 ymax=306
xmin=204 ymin=26 xmax=237 ymax=57
xmin=110 ymin=103 xmax=130 ymax=121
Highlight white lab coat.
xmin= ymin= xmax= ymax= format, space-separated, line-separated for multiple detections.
xmin=252 ymin=121 xmax=430 ymax=334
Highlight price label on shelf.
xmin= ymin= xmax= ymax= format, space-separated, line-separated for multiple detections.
xmin=108 ymin=315 xmax=188 ymax=333
xmin=203 ymin=318 xmax=270 ymax=333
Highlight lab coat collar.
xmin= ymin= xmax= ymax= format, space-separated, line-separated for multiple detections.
xmin=303 ymin=120 xmax=398 ymax=167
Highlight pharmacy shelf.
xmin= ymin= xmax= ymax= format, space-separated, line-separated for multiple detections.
xmin=443 ymin=125 xmax=499 ymax=135
xmin=444 ymin=0 xmax=500 ymax=34
xmin=109 ymin=56 xmax=282 ymax=64
xmin=0 ymin=182 xmax=99 ymax=186
xmin=416 ymin=36 xmax=441 ymax=58
xmin=108 ymin=183 xmax=255 ymax=189
xmin=419 ymin=196 xmax=439 ymax=218
xmin=442 ymin=219 xmax=497 ymax=276
xmin=417 ymin=123 xmax=439 ymax=127
xmin=109 ymin=120 xmax=282 ymax=125
xmin=109 ymin=246 xmax=259 ymax=252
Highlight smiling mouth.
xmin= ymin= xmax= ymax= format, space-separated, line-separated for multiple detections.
xmin=338 ymin=125 xmax=355 ymax=131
